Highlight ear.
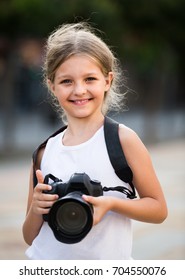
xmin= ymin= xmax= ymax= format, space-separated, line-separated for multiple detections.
xmin=105 ymin=72 xmax=113 ymax=91
xmin=47 ymin=79 xmax=55 ymax=95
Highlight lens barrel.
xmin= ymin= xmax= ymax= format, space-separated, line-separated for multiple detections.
xmin=47 ymin=192 xmax=93 ymax=244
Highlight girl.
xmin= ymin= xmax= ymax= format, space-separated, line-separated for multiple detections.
xmin=22 ymin=22 xmax=167 ymax=259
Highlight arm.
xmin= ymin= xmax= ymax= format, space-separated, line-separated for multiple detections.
xmin=22 ymin=167 xmax=58 ymax=245
xmin=83 ymin=125 xmax=168 ymax=225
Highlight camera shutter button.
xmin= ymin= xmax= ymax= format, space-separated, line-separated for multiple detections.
xmin=90 ymin=179 xmax=100 ymax=185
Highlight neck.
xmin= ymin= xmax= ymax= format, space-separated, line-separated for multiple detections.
xmin=63 ymin=114 xmax=105 ymax=146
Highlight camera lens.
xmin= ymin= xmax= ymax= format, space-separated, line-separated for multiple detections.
xmin=56 ymin=201 xmax=88 ymax=234
xmin=48 ymin=192 xmax=93 ymax=243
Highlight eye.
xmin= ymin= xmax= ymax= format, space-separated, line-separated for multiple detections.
xmin=60 ymin=79 xmax=72 ymax=84
xmin=85 ymin=77 xmax=97 ymax=82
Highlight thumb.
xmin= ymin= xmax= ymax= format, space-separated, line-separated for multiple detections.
xmin=82 ymin=194 xmax=96 ymax=205
xmin=36 ymin=169 xmax=44 ymax=184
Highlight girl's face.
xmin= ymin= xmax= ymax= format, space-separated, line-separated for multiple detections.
xmin=48 ymin=55 xmax=113 ymax=121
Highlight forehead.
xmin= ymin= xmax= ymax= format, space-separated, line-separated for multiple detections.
xmin=56 ymin=54 xmax=104 ymax=76
xmin=65 ymin=54 xmax=101 ymax=67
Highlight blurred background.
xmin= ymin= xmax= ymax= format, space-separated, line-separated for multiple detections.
xmin=0 ymin=0 xmax=184 ymax=259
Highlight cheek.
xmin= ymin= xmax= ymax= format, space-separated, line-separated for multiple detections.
xmin=54 ymin=86 xmax=68 ymax=99
xmin=56 ymin=94 xmax=66 ymax=105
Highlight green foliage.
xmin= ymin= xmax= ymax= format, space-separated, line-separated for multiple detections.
xmin=0 ymin=0 xmax=122 ymax=38
xmin=0 ymin=0 xmax=184 ymax=106
xmin=1 ymin=0 xmax=184 ymax=59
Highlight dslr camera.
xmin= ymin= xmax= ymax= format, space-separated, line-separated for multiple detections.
xmin=43 ymin=172 xmax=103 ymax=244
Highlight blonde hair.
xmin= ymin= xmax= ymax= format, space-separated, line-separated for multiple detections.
xmin=43 ymin=22 xmax=127 ymax=120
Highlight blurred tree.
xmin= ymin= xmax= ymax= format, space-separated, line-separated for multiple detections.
xmin=115 ymin=0 xmax=185 ymax=109
xmin=0 ymin=0 xmax=122 ymax=38
xmin=0 ymin=0 xmax=184 ymax=150
xmin=0 ymin=0 xmax=184 ymax=109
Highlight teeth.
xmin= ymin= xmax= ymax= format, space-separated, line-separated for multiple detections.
xmin=73 ymin=99 xmax=89 ymax=105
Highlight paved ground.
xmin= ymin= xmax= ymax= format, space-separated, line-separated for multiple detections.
xmin=0 ymin=138 xmax=184 ymax=260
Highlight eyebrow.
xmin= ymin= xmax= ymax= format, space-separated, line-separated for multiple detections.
xmin=56 ymin=72 xmax=99 ymax=80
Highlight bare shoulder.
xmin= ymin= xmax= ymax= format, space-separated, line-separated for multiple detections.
xmin=118 ymin=123 xmax=161 ymax=195
xmin=118 ymin=124 xmax=147 ymax=151
xmin=118 ymin=124 xmax=151 ymax=169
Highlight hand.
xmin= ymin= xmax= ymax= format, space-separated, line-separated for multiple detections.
xmin=31 ymin=170 xmax=59 ymax=216
xmin=82 ymin=195 xmax=112 ymax=226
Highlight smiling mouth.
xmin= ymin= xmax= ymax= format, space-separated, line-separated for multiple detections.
xmin=70 ymin=98 xmax=92 ymax=105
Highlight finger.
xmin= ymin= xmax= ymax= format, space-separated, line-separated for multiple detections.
xmin=41 ymin=193 xmax=59 ymax=201
xmin=34 ymin=182 xmax=52 ymax=193
xmin=36 ymin=169 xmax=44 ymax=184
xmin=33 ymin=206 xmax=51 ymax=215
xmin=82 ymin=195 xmax=96 ymax=204
xmin=37 ymin=199 xmax=57 ymax=208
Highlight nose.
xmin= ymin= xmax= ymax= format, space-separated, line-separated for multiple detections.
xmin=73 ymin=82 xmax=87 ymax=96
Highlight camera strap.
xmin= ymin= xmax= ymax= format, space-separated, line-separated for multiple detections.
xmin=44 ymin=173 xmax=62 ymax=184
xmin=103 ymin=184 xmax=136 ymax=198
xmin=104 ymin=117 xmax=136 ymax=199
xmin=32 ymin=116 xmax=136 ymax=199
xmin=44 ymin=173 xmax=135 ymax=198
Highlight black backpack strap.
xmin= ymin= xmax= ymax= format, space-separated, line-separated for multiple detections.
xmin=104 ymin=116 xmax=136 ymax=199
xmin=32 ymin=125 xmax=67 ymax=187
xmin=32 ymin=117 xmax=136 ymax=199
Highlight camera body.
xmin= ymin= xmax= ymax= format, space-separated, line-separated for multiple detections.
xmin=43 ymin=172 xmax=103 ymax=244
xmin=44 ymin=172 xmax=103 ymax=200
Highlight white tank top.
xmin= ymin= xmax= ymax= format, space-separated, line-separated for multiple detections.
xmin=26 ymin=125 xmax=133 ymax=259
